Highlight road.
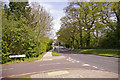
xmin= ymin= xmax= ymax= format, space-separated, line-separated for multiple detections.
xmin=56 ymin=47 xmax=119 ymax=74
xmin=1 ymin=47 xmax=119 ymax=78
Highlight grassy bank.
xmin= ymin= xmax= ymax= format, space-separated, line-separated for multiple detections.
xmin=72 ymin=49 xmax=120 ymax=57
xmin=52 ymin=51 xmax=62 ymax=56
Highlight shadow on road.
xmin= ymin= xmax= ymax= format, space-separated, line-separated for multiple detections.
xmin=56 ymin=48 xmax=87 ymax=55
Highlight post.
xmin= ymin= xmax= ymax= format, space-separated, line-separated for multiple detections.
xmin=52 ymin=43 xmax=55 ymax=51
xmin=58 ymin=42 xmax=59 ymax=53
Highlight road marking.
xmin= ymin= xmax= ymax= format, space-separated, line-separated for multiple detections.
xmin=68 ymin=59 xmax=72 ymax=61
xmin=66 ymin=58 xmax=80 ymax=63
xmin=101 ymin=69 xmax=104 ymax=70
xmin=80 ymin=75 xmax=84 ymax=78
xmin=42 ymin=59 xmax=53 ymax=61
xmin=71 ymin=61 xmax=75 ymax=63
xmin=48 ymin=70 xmax=69 ymax=76
xmin=93 ymin=66 xmax=98 ymax=69
xmin=82 ymin=64 xmax=90 ymax=66
xmin=2 ymin=72 xmax=37 ymax=78
xmin=34 ymin=59 xmax=53 ymax=62
xmin=66 ymin=59 xmax=69 ymax=60
xmin=70 ymin=59 xmax=74 ymax=60
xmin=72 ymin=60 xmax=77 ymax=62
xmin=2 ymin=68 xmax=86 ymax=78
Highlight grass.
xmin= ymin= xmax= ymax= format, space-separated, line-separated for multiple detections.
xmin=2 ymin=76 xmax=31 ymax=80
xmin=52 ymin=51 xmax=62 ymax=56
xmin=51 ymin=47 xmax=62 ymax=56
xmin=72 ymin=49 xmax=120 ymax=57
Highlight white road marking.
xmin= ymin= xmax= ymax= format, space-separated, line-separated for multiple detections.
xmin=66 ymin=59 xmax=69 ymax=60
xmin=68 ymin=57 xmax=71 ymax=59
xmin=66 ymin=57 xmax=80 ymax=63
xmin=70 ymin=59 xmax=74 ymax=60
xmin=72 ymin=61 xmax=75 ymax=63
xmin=48 ymin=70 xmax=69 ymax=76
xmin=68 ymin=59 xmax=72 ymax=61
xmin=82 ymin=64 xmax=90 ymax=66
xmin=101 ymin=69 xmax=104 ymax=70
xmin=93 ymin=66 xmax=98 ymax=69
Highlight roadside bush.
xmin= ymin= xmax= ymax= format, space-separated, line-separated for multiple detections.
xmin=2 ymin=2 xmax=53 ymax=64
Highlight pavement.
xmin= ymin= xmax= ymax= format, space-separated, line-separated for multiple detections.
xmin=1 ymin=47 xmax=119 ymax=79
xmin=43 ymin=50 xmax=53 ymax=58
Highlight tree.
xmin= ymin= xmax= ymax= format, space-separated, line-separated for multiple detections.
xmin=2 ymin=2 xmax=53 ymax=63
xmin=57 ymin=2 xmax=119 ymax=49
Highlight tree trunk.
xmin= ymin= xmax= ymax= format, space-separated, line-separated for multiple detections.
xmin=86 ymin=27 xmax=90 ymax=48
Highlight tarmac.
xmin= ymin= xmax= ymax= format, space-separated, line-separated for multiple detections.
xmin=30 ymin=49 xmax=119 ymax=78
xmin=31 ymin=68 xmax=118 ymax=78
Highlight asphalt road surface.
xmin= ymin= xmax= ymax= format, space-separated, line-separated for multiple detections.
xmin=56 ymin=47 xmax=119 ymax=74
xmin=1 ymin=47 xmax=119 ymax=78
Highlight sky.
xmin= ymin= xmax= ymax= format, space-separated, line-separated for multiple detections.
xmin=2 ymin=0 xmax=69 ymax=39
xmin=33 ymin=2 xmax=68 ymax=39
xmin=2 ymin=0 xmax=91 ymax=39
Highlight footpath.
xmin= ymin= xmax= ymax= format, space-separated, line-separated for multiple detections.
xmin=31 ymin=49 xmax=118 ymax=78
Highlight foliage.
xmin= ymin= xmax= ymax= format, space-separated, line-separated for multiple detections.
xmin=2 ymin=2 xmax=53 ymax=64
xmin=57 ymin=2 xmax=120 ymax=49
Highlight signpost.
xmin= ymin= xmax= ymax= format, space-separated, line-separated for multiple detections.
xmin=9 ymin=54 xmax=26 ymax=61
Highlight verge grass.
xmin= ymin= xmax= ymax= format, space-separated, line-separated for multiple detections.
xmin=52 ymin=47 xmax=62 ymax=56
xmin=52 ymin=51 xmax=62 ymax=56
xmin=2 ymin=76 xmax=31 ymax=80
xmin=73 ymin=49 xmax=120 ymax=57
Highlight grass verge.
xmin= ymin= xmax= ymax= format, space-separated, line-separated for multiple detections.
xmin=72 ymin=49 xmax=120 ymax=57
xmin=52 ymin=51 xmax=62 ymax=56
xmin=2 ymin=76 xmax=31 ymax=80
